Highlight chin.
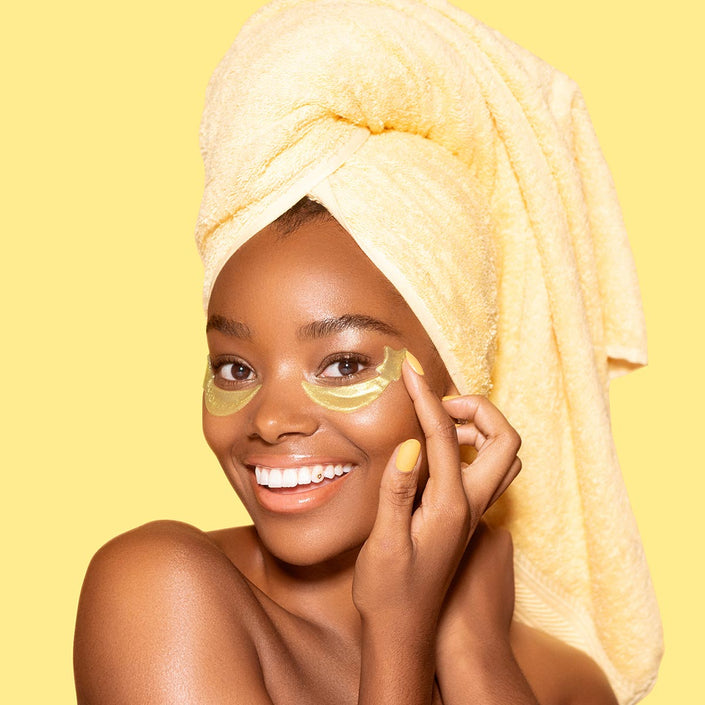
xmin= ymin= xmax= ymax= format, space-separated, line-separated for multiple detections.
xmin=254 ymin=519 xmax=368 ymax=569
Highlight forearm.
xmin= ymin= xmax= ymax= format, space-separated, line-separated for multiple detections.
xmin=358 ymin=618 xmax=436 ymax=705
xmin=436 ymin=636 xmax=539 ymax=705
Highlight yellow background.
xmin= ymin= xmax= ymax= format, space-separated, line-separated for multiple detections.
xmin=2 ymin=0 xmax=702 ymax=701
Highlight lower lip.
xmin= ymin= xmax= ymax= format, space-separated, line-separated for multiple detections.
xmin=251 ymin=470 xmax=354 ymax=514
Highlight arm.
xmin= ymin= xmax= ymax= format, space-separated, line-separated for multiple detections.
xmin=511 ymin=622 xmax=619 ymax=705
xmin=434 ymin=527 xmax=617 ymax=705
xmin=430 ymin=394 xmax=618 ymax=705
xmin=352 ymin=359 xmax=523 ymax=705
xmin=74 ymin=520 xmax=274 ymax=705
xmin=434 ymin=523 xmax=539 ymax=705
xmin=438 ymin=622 xmax=617 ymax=705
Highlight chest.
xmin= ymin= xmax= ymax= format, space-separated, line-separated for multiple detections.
xmin=252 ymin=601 xmax=359 ymax=705
xmin=249 ymin=597 xmax=444 ymax=705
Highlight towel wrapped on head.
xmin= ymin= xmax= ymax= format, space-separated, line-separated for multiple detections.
xmin=195 ymin=1 xmax=662 ymax=702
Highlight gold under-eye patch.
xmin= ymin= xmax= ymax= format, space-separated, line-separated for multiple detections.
xmin=301 ymin=346 xmax=406 ymax=413
xmin=203 ymin=359 xmax=262 ymax=416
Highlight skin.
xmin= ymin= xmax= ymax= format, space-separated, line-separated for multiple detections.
xmin=74 ymin=217 xmax=618 ymax=705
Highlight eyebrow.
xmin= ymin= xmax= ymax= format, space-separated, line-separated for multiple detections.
xmin=206 ymin=313 xmax=402 ymax=341
xmin=206 ymin=315 xmax=253 ymax=340
xmin=297 ymin=314 xmax=401 ymax=340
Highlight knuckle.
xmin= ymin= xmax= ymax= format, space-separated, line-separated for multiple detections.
xmin=384 ymin=480 xmax=418 ymax=508
xmin=510 ymin=429 xmax=522 ymax=452
xmin=499 ymin=427 xmax=521 ymax=455
xmin=428 ymin=416 xmax=458 ymax=442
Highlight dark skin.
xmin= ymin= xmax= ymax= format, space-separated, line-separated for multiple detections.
xmin=74 ymin=217 xmax=618 ymax=704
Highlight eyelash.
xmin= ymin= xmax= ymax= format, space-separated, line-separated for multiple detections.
xmin=210 ymin=352 xmax=374 ymax=388
xmin=211 ymin=357 xmax=256 ymax=388
xmin=318 ymin=353 xmax=372 ymax=382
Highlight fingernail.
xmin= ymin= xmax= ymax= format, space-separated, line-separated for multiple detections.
xmin=405 ymin=351 xmax=424 ymax=375
xmin=396 ymin=439 xmax=421 ymax=473
xmin=442 ymin=395 xmax=461 ymax=401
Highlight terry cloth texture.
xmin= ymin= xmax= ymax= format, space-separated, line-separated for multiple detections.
xmin=195 ymin=1 xmax=662 ymax=702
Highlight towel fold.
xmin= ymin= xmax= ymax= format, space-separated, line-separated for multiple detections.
xmin=195 ymin=1 xmax=662 ymax=701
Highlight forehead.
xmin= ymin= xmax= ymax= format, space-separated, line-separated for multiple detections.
xmin=208 ymin=217 xmax=411 ymax=326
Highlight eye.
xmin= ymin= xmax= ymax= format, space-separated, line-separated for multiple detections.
xmin=319 ymin=354 xmax=370 ymax=379
xmin=212 ymin=359 xmax=256 ymax=386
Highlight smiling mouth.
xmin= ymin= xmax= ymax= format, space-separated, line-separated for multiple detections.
xmin=254 ymin=463 xmax=353 ymax=490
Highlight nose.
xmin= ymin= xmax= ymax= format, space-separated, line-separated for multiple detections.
xmin=247 ymin=377 xmax=319 ymax=444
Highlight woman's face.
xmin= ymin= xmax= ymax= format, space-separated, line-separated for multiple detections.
xmin=203 ymin=216 xmax=454 ymax=567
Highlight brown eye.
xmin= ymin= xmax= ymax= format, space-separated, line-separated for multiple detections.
xmin=335 ymin=359 xmax=361 ymax=376
xmin=218 ymin=362 xmax=254 ymax=382
xmin=320 ymin=356 xmax=368 ymax=378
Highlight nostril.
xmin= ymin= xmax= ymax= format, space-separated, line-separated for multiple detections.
xmin=248 ymin=395 xmax=319 ymax=443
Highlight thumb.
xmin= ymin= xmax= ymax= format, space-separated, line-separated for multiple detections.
xmin=368 ymin=439 xmax=422 ymax=545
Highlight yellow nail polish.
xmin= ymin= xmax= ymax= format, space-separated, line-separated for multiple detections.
xmin=396 ymin=439 xmax=421 ymax=473
xmin=442 ymin=394 xmax=461 ymax=401
xmin=405 ymin=351 xmax=424 ymax=375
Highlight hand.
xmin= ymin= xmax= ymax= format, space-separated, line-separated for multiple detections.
xmin=442 ymin=393 xmax=522 ymax=521
xmin=352 ymin=358 xmax=522 ymax=633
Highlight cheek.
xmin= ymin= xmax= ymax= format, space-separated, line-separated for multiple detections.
xmin=334 ymin=380 xmax=423 ymax=461
xmin=202 ymin=403 xmax=243 ymax=461
xmin=202 ymin=407 xmax=257 ymax=506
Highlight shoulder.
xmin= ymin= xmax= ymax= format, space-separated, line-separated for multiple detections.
xmin=74 ymin=521 xmax=267 ymax=704
xmin=77 ymin=520 xmax=252 ymax=603
xmin=510 ymin=622 xmax=618 ymax=705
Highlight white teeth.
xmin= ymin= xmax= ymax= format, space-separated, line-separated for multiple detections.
xmin=282 ymin=468 xmax=298 ymax=487
xmin=254 ymin=464 xmax=353 ymax=488
xmin=312 ymin=464 xmax=324 ymax=483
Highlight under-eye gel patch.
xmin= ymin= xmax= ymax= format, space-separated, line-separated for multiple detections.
xmin=203 ymin=359 xmax=262 ymax=416
xmin=301 ymin=346 xmax=406 ymax=413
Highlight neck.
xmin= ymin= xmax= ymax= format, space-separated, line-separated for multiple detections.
xmin=258 ymin=537 xmax=362 ymax=636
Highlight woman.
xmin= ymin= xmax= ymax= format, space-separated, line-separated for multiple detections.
xmin=74 ymin=1 xmax=662 ymax=703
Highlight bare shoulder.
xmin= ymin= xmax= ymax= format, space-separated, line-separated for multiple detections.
xmin=74 ymin=520 xmax=271 ymax=705
xmin=510 ymin=621 xmax=618 ymax=705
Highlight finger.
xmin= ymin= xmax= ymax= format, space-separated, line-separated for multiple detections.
xmin=367 ymin=439 xmax=422 ymax=549
xmin=486 ymin=455 xmax=522 ymax=508
xmin=402 ymin=355 xmax=464 ymax=508
xmin=443 ymin=396 xmax=520 ymax=464
xmin=460 ymin=433 xmax=521 ymax=517
xmin=442 ymin=396 xmax=521 ymax=514
xmin=442 ymin=395 xmax=518 ymax=442
xmin=454 ymin=422 xmax=487 ymax=450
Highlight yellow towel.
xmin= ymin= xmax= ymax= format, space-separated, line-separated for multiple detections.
xmin=195 ymin=1 xmax=662 ymax=702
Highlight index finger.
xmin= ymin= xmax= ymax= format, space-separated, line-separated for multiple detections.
xmin=401 ymin=354 xmax=465 ymax=510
